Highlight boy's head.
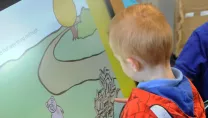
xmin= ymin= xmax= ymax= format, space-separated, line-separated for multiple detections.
xmin=109 ymin=4 xmax=173 ymax=82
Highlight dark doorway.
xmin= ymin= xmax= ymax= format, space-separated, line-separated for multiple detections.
xmin=0 ymin=0 xmax=21 ymax=11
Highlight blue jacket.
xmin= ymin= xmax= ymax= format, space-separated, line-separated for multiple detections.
xmin=175 ymin=22 xmax=208 ymax=102
xmin=138 ymin=68 xmax=195 ymax=116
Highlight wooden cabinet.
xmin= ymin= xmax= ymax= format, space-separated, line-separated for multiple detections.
xmin=109 ymin=0 xmax=125 ymax=14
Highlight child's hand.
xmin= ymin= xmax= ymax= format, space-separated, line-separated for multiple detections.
xmin=114 ymin=98 xmax=128 ymax=103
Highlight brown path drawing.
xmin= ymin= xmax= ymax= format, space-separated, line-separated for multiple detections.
xmin=38 ymin=27 xmax=112 ymax=95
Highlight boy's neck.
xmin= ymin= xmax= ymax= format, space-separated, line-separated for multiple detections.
xmin=136 ymin=63 xmax=175 ymax=82
xmin=149 ymin=63 xmax=175 ymax=80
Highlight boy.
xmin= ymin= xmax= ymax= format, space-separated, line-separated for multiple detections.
xmin=109 ymin=4 xmax=206 ymax=118
xmin=174 ymin=22 xmax=208 ymax=115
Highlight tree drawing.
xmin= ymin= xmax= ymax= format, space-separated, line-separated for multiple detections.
xmin=53 ymin=0 xmax=78 ymax=40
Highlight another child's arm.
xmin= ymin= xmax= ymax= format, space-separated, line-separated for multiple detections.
xmin=114 ymin=98 xmax=128 ymax=103
xmin=175 ymin=31 xmax=207 ymax=80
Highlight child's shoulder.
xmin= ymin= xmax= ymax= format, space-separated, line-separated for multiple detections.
xmin=123 ymin=88 xmax=186 ymax=117
xmin=121 ymin=87 xmax=205 ymax=118
xmin=194 ymin=22 xmax=208 ymax=44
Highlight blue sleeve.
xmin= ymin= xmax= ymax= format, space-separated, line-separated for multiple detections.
xmin=175 ymin=31 xmax=207 ymax=79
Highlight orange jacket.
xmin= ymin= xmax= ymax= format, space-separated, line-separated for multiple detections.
xmin=121 ymin=80 xmax=205 ymax=118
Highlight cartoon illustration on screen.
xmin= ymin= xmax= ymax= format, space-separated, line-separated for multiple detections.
xmin=0 ymin=0 xmax=123 ymax=118
xmin=95 ymin=67 xmax=120 ymax=118
xmin=38 ymin=0 xmax=113 ymax=96
xmin=46 ymin=96 xmax=64 ymax=118
xmin=53 ymin=0 xmax=78 ymax=40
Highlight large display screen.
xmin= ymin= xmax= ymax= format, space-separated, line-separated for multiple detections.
xmin=0 ymin=0 xmax=124 ymax=117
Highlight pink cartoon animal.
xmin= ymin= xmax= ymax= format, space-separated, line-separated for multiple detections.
xmin=46 ymin=96 xmax=64 ymax=118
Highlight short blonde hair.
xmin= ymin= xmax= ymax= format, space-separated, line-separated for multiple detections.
xmin=109 ymin=4 xmax=173 ymax=66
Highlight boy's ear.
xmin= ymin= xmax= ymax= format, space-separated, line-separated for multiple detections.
xmin=126 ymin=57 xmax=140 ymax=72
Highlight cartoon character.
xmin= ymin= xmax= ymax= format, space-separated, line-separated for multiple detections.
xmin=46 ymin=96 xmax=64 ymax=118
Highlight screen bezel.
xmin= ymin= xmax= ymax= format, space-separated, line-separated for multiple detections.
xmin=104 ymin=0 xmax=115 ymax=18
